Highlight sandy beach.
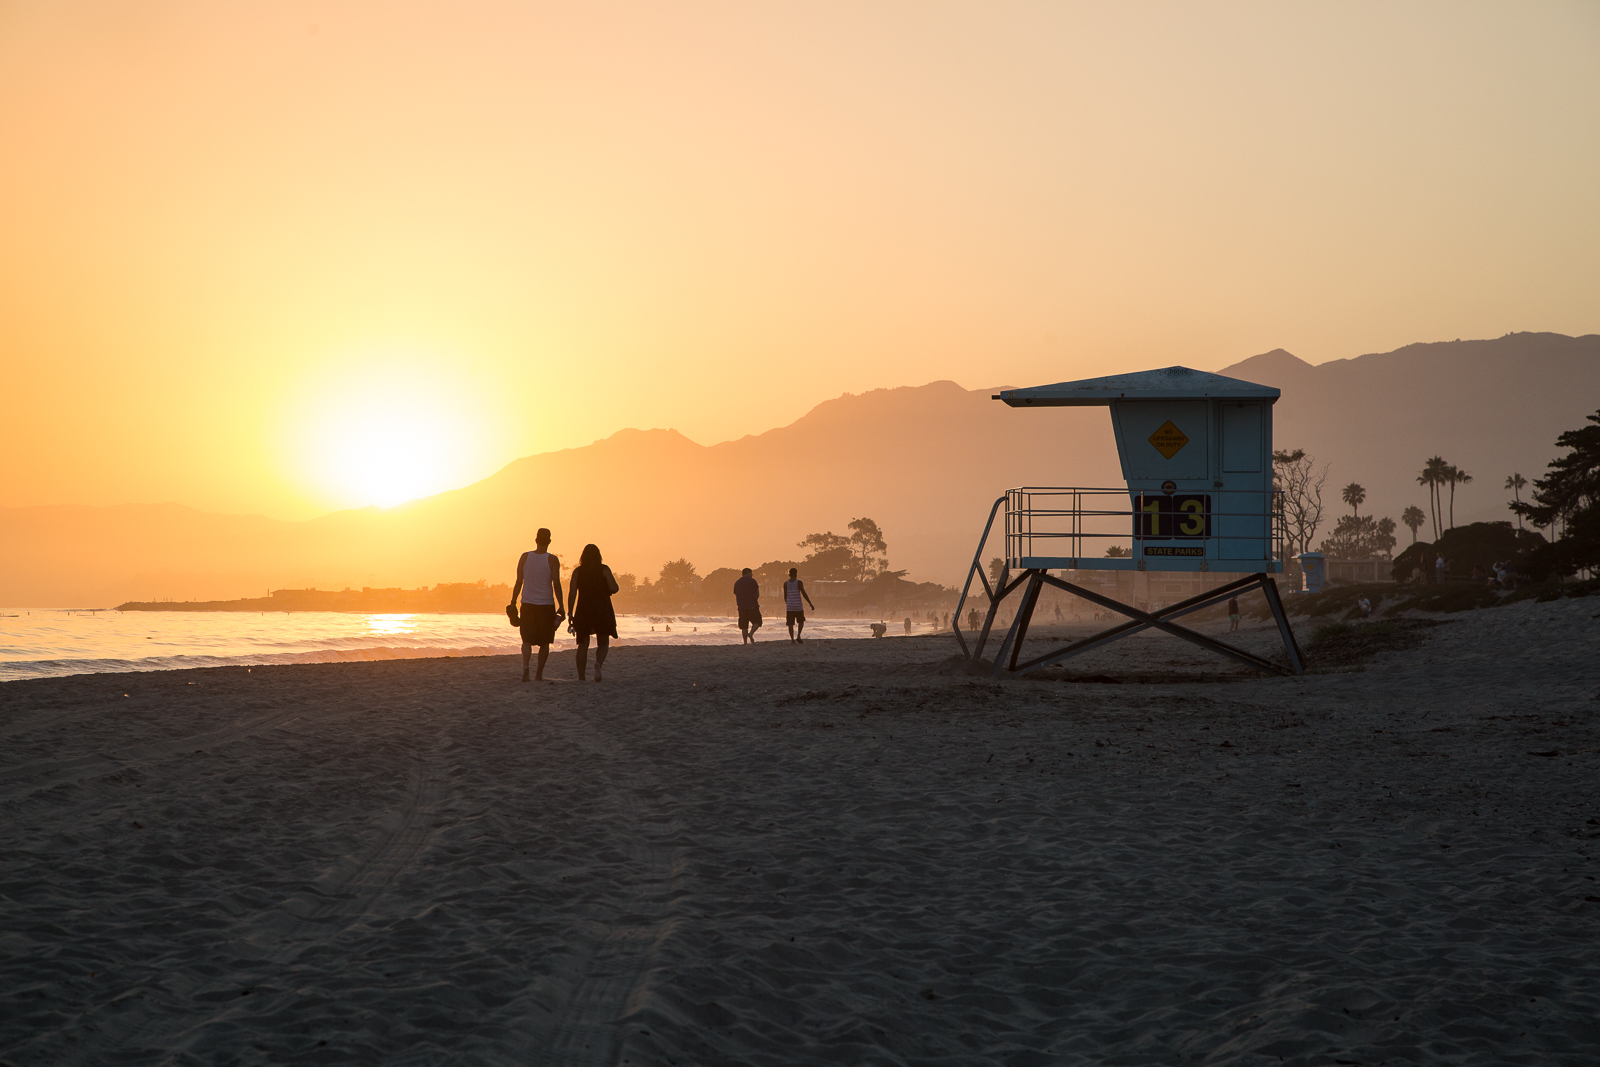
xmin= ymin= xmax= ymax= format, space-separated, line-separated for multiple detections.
xmin=3 ymin=598 xmax=1599 ymax=1065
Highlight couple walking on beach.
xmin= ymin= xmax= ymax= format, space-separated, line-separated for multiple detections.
xmin=509 ymin=528 xmax=617 ymax=684
xmin=733 ymin=566 xmax=815 ymax=645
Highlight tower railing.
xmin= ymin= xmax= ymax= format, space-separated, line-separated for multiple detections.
xmin=1001 ymin=486 xmax=1286 ymax=568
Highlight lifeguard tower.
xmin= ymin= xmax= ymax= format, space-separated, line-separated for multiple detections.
xmin=953 ymin=365 xmax=1304 ymax=676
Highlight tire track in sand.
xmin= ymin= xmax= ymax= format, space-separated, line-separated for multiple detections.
xmin=271 ymin=761 xmax=443 ymax=945
xmin=533 ymin=712 xmax=689 ymax=1067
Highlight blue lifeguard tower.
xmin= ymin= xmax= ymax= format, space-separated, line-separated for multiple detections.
xmin=953 ymin=365 xmax=1304 ymax=676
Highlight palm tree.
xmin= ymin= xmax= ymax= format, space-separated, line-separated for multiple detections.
xmin=1402 ymin=505 xmax=1426 ymax=544
xmin=1415 ymin=467 xmax=1433 ymax=539
xmin=1505 ymin=472 xmax=1527 ymax=529
xmin=1341 ymin=482 xmax=1366 ymax=517
xmin=1445 ymin=465 xmax=1472 ymax=530
xmin=1417 ymin=457 xmax=1447 ymax=539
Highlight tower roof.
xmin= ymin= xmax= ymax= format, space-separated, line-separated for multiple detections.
xmin=994 ymin=365 xmax=1280 ymax=406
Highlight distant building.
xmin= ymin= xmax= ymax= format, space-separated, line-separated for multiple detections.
xmin=1321 ymin=558 xmax=1395 ymax=585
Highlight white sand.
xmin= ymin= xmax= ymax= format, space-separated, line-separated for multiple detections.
xmin=3 ymin=598 xmax=1599 ymax=1065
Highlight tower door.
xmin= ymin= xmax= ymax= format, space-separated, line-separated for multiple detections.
xmin=1218 ymin=403 xmax=1267 ymax=561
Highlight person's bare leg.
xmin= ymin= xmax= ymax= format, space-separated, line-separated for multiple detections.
xmin=595 ymin=634 xmax=609 ymax=681
xmin=576 ymin=635 xmax=589 ymax=681
xmin=536 ymin=643 xmax=551 ymax=680
xmin=796 ymin=617 xmax=805 ymax=643
xmin=522 ymin=642 xmax=532 ymax=682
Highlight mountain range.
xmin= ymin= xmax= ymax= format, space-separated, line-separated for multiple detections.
xmin=3 ymin=331 xmax=1596 ymax=607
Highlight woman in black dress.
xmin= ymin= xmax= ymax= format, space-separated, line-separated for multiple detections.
xmin=567 ymin=543 xmax=619 ymax=682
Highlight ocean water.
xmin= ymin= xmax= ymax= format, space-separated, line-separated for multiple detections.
xmin=0 ymin=608 xmax=917 ymax=682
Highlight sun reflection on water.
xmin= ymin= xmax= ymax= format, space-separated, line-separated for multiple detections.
xmin=364 ymin=614 xmax=419 ymax=637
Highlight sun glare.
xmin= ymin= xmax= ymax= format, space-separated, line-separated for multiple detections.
xmin=324 ymin=412 xmax=461 ymax=508
xmin=287 ymin=353 xmax=491 ymax=510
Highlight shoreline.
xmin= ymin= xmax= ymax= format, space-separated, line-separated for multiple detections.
xmin=0 ymin=611 xmax=939 ymax=684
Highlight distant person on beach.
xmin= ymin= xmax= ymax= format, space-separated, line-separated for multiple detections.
xmin=567 ymin=543 xmax=619 ymax=682
xmin=967 ymin=608 xmax=979 ymax=631
xmin=511 ymin=528 xmax=564 ymax=683
xmin=783 ymin=568 xmax=816 ymax=644
xmin=1435 ymin=554 xmax=1447 ymax=584
xmin=734 ymin=568 xmax=762 ymax=644
xmin=1227 ymin=597 xmax=1240 ymax=631
xmin=1358 ymin=595 xmax=1372 ymax=618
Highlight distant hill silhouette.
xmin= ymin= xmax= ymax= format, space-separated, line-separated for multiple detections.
xmin=3 ymin=331 xmax=1595 ymax=606
xmin=1220 ymin=332 xmax=1599 ymax=543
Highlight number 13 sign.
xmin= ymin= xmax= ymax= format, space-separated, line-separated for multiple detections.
xmin=1134 ymin=493 xmax=1211 ymax=539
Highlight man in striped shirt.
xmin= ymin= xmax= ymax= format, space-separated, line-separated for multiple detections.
xmin=783 ymin=567 xmax=816 ymax=644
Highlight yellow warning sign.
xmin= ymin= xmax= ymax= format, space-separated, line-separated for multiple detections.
xmin=1148 ymin=420 xmax=1189 ymax=459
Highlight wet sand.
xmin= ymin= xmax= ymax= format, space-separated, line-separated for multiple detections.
xmin=3 ymin=597 xmax=1599 ymax=1065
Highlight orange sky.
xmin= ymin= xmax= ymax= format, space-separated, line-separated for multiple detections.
xmin=2 ymin=1 xmax=1596 ymax=519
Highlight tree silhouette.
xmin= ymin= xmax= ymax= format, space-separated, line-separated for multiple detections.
xmin=1445 ymin=465 xmax=1472 ymax=530
xmin=1505 ymin=472 xmax=1528 ymax=529
xmin=1510 ymin=409 xmax=1600 ymax=575
xmin=1417 ymin=456 xmax=1448 ymax=540
xmin=1401 ymin=505 xmax=1426 ymax=544
xmin=1377 ymin=516 xmax=1397 ymax=554
xmin=1273 ymin=449 xmax=1328 ymax=561
xmin=847 ymin=517 xmax=889 ymax=582
xmin=1318 ymin=515 xmax=1398 ymax=559
xmin=657 ymin=558 xmax=698 ymax=596
xmin=1427 ymin=463 xmax=1440 ymax=537
xmin=1341 ymin=482 xmax=1366 ymax=518
xmin=798 ymin=530 xmax=849 ymax=553
xmin=798 ymin=545 xmax=857 ymax=581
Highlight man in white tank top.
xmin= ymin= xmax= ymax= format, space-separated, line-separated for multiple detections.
xmin=510 ymin=527 xmax=565 ymax=682
xmin=783 ymin=566 xmax=816 ymax=644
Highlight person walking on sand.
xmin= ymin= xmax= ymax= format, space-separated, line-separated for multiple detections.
xmin=734 ymin=567 xmax=762 ymax=644
xmin=567 ymin=543 xmax=619 ymax=682
xmin=511 ymin=528 xmax=564 ymax=683
xmin=783 ymin=567 xmax=816 ymax=644
xmin=1227 ymin=597 xmax=1240 ymax=632
xmin=1434 ymin=553 xmax=1447 ymax=585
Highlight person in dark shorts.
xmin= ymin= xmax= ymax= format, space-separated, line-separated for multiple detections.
xmin=782 ymin=567 xmax=816 ymax=644
xmin=511 ymin=528 xmax=564 ymax=683
xmin=734 ymin=567 xmax=762 ymax=644
xmin=567 ymin=543 xmax=619 ymax=682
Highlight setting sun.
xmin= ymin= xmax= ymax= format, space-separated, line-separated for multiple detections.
xmin=285 ymin=353 xmax=492 ymax=510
